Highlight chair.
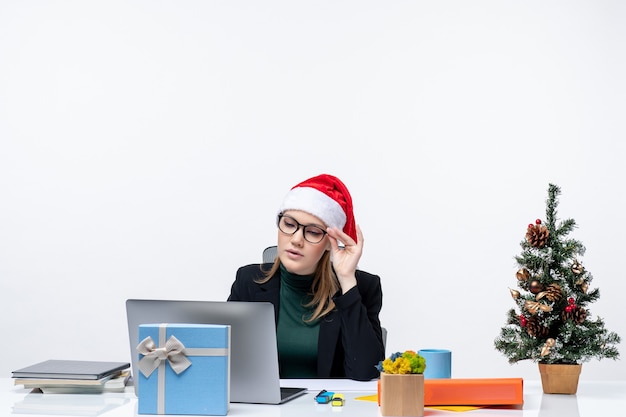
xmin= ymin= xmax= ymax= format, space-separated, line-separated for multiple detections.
xmin=262 ymin=246 xmax=278 ymax=263
xmin=381 ymin=327 xmax=387 ymax=355
xmin=261 ymin=245 xmax=387 ymax=353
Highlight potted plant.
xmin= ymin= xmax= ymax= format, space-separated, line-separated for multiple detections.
xmin=494 ymin=184 xmax=621 ymax=394
xmin=377 ymin=351 xmax=426 ymax=416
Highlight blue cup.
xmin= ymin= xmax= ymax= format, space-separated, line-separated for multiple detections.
xmin=418 ymin=349 xmax=452 ymax=379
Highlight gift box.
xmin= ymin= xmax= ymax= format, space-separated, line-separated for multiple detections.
xmin=137 ymin=323 xmax=230 ymax=415
xmin=423 ymin=378 xmax=524 ymax=406
xmin=377 ymin=377 xmax=524 ymax=407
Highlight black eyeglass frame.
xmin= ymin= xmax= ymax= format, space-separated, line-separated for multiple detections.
xmin=277 ymin=213 xmax=328 ymax=244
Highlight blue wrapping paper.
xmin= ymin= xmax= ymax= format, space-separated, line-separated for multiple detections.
xmin=137 ymin=323 xmax=230 ymax=415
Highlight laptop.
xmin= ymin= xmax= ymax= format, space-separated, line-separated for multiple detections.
xmin=125 ymin=299 xmax=307 ymax=404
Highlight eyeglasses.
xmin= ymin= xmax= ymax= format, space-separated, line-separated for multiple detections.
xmin=277 ymin=213 xmax=327 ymax=244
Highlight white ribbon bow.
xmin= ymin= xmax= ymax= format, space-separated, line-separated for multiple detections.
xmin=137 ymin=335 xmax=192 ymax=377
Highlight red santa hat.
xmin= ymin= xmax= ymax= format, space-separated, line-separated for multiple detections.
xmin=279 ymin=174 xmax=357 ymax=242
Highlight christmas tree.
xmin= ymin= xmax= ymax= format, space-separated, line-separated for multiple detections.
xmin=494 ymin=184 xmax=620 ymax=365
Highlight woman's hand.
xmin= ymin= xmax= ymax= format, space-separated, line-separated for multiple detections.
xmin=326 ymin=224 xmax=364 ymax=293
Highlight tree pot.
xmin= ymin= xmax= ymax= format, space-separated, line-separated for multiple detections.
xmin=538 ymin=363 xmax=582 ymax=394
xmin=380 ymin=373 xmax=425 ymax=416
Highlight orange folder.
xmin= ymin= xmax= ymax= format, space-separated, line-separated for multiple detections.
xmin=424 ymin=378 xmax=524 ymax=406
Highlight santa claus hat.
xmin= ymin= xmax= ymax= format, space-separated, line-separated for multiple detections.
xmin=279 ymin=174 xmax=357 ymax=242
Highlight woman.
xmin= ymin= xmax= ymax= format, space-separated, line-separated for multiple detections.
xmin=228 ymin=174 xmax=384 ymax=381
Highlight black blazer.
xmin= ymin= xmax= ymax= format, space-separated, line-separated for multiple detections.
xmin=228 ymin=264 xmax=384 ymax=381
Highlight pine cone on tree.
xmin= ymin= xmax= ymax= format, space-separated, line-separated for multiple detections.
xmin=526 ymin=315 xmax=550 ymax=338
xmin=543 ymin=283 xmax=564 ymax=302
xmin=562 ymin=306 xmax=587 ymax=324
xmin=526 ymin=224 xmax=549 ymax=248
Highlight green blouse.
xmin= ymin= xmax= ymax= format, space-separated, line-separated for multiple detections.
xmin=276 ymin=265 xmax=321 ymax=377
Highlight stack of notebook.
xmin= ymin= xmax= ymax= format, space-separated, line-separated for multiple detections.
xmin=12 ymin=360 xmax=131 ymax=394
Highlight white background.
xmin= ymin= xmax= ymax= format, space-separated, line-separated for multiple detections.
xmin=1 ymin=1 xmax=624 ymax=381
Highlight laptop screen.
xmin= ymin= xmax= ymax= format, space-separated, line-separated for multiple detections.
xmin=125 ymin=299 xmax=305 ymax=404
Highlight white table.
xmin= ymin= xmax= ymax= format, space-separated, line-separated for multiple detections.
xmin=2 ymin=377 xmax=625 ymax=417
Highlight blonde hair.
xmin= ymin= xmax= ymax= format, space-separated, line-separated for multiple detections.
xmin=257 ymin=250 xmax=339 ymax=322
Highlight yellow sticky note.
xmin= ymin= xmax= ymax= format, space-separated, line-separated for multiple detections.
xmin=355 ymin=395 xmax=483 ymax=413
xmin=428 ymin=406 xmax=484 ymax=412
xmin=354 ymin=394 xmax=378 ymax=402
